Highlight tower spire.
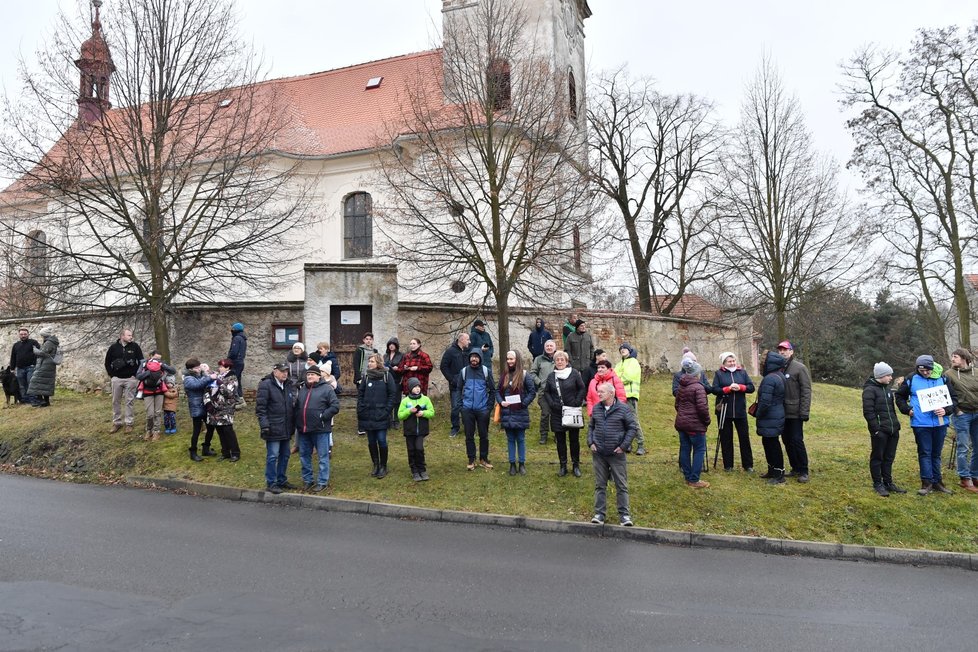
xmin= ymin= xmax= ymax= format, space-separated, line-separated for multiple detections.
xmin=75 ymin=0 xmax=115 ymax=124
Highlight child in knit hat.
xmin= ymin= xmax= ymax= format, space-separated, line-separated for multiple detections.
xmin=398 ymin=377 xmax=435 ymax=482
xmin=862 ymin=362 xmax=905 ymax=497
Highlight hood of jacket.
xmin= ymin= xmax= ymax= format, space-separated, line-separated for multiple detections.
xmin=763 ymin=351 xmax=786 ymax=375
xmin=386 ymin=337 xmax=400 ymax=352
xmin=286 ymin=351 xmax=307 ymax=363
xmin=619 ymin=342 xmax=637 ymax=359
xmin=534 ymin=319 xmax=547 ymax=332
xmin=678 ymin=373 xmax=701 ymax=388
xmin=467 ymin=349 xmax=483 ymax=365
xmin=231 ymin=331 xmax=247 ymax=340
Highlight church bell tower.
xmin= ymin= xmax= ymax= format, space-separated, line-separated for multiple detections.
xmin=75 ymin=0 xmax=115 ymax=124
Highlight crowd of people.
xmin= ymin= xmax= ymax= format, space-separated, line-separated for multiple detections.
xmin=6 ymin=316 xmax=978 ymax=525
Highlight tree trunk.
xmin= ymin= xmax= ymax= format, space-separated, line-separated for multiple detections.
xmin=496 ymin=288 xmax=511 ymax=379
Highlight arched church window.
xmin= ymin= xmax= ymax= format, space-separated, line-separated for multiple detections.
xmin=25 ymin=230 xmax=48 ymax=280
xmin=568 ymin=69 xmax=578 ymax=121
xmin=344 ymin=192 xmax=373 ymax=259
xmin=487 ymin=59 xmax=511 ymax=111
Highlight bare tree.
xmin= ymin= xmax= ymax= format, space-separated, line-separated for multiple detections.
xmin=709 ymin=58 xmax=862 ymax=340
xmin=842 ymin=24 xmax=978 ymax=350
xmin=375 ymin=0 xmax=595 ymax=369
xmin=587 ymin=68 xmax=723 ymax=314
xmin=0 ymin=0 xmax=310 ymax=360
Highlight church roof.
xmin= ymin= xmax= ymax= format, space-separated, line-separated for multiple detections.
xmin=0 ymin=48 xmax=445 ymax=206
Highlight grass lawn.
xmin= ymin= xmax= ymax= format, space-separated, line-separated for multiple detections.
xmin=2 ymin=376 xmax=977 ymax=553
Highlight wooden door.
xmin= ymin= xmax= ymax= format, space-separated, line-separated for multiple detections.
xmin=330 ymin=305 xmax=373 ymax=393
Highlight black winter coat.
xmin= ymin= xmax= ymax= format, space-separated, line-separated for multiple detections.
xmin=496 ymin=371 xmax=537 ymax=430
xmin=357 ymin=370 xmax=399 ymax=431
xmin=104 ymin=340 xmax=143 ymax=379
xmin=587 ymin=399 xmax=638 ymax=455
xmin=294 ymin=380 xmax=340 ymax=434
xmin=439 ymin=340 xmax=469 ymax=390
xmin=227 ymin=331 xmax=247 ymax=373
xmin=754 ymin=352 xmax=787 ymax=437
xmin=710 ymin=367 xmax=755 ymax=419
xmin=862 ymin=377 xmax=901 ymax=437
xmin=545 ymin=369 xmax=586 ymax=433
xmin=10 ymin=339 xmax=39 ymax=369
xmin=255 ymin=375 xmax=297 ymax=441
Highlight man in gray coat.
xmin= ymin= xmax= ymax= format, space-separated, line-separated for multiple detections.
xmin=530 ymin=339 xmax=557 ymax=444
xmin=778 ymin=340 xmax=812 ymax=483
xmin=565 ymin=319 xmax=594 ymax=372
xmin=587 ymin=382 xmax=637 ymax=526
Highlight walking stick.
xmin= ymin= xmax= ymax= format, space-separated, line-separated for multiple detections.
xmin=713 ymin=400 xmax=726 ymax=470
xmin=947 ymin=428 xmax=957 ymax=470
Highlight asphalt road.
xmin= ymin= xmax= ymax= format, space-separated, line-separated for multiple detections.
xmin=0 ymin=473 xmax=974 ymax=651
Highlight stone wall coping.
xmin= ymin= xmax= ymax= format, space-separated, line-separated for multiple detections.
xmin=127 ymin=475 xmax=977 ymax=571
xmin=304 ymin=263 xmax=398 ymax=273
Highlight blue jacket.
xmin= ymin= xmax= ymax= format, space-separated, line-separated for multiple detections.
xmin=255 ymin=374 xmax=297 ymax=441
xmin=711 ymin=366 xmax=755 ymax=419
xmin=460 ymin=350 xmax=494 ymax=412
xmin=895 ymin=371 xmax=957 ymax=428
xmin=228 ymin=331 xmax=247 ymax=373
xmin=182 ymin=372 xmax=212 ymax=418
xmin=527 ymin=320 xmax=553 ymax=359
xmin=496 ymin=371 xmax=537 ymax=430
xmin=754 ymin=352 xmax=787 ymax=437
xmin=587 ymin=398 xmax=638 ymax=455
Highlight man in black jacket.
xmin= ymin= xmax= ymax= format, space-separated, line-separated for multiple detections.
xmin=294 ymin=365 xmax=341 ymax=492
xmin=256 ymin=362 xmax=297 ymax=494
xmin=587 ymin=382 xmax=638 ymax=526
xmin=439 ymin=331 xmax=470 ymax=438
xmin=9 ymin=328 xmax=39 ymax=405
xmin=861 ymin=362 xmax=905 ymax=497
xmin=104 ymin=329 xmax=143 ymax=433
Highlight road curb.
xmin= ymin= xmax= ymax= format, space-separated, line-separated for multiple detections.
xmin=127 ymin=475 xmax=976 ymax=571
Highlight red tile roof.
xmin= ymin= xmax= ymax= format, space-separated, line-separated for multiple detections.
xmin=1 ymin=49 xmax=445 ymax=205
xmin=967 ymin=274 xmax=978 ymax=292
xmin=650 ymin=294 xmax=725 ymax=322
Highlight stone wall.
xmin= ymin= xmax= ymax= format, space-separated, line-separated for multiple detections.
xmin=0 ymin=301 xmax=749 ymax=397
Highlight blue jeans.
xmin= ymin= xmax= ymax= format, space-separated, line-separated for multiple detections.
xmin=912 ymin=425 xmax=947 ymax=483
xmin=264 ymin=439 xmax=291 ymax=487
xmin=298 ymin=431 xmax=331 ymax=486
xmin=505 ymin=429 xmax=526 ymax=463
xmin=678 ymin=431 xmax=706 ymax=482
xmin=450 ymin=388 xmax=463 ymax=431
xmin=16 ymin=366 xmax=35 ymax=404
xmin=366 ymin=429 xmax=388 ymax=447
xmin=953 ymin=411 xmax=978 ymax=478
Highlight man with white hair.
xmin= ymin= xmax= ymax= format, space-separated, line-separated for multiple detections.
xmin=587 ymin=381 xmax=638 ymax=526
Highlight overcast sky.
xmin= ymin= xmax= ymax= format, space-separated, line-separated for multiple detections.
xmin=1 ymin=0 xmax=975 ymax=190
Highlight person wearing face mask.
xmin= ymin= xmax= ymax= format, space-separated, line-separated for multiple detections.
xmin=496 ymin=350 xmax=537 ymax=476
xmin=710 ymin=352 xmax=755 ymax=472
xmin=399 ymin=338 xmax=433 ymax=395
xmin=398 ymin=377 xmax=435 ymax=482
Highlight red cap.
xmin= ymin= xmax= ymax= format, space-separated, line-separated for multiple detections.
xmin=777 ymin=340 xmax=793 ymax=351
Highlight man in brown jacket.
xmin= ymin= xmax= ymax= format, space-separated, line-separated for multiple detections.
xmin=948 ymin=348 xmax=978 ymax=493
xmin=778 ymin=340 xmax=812 ymax=483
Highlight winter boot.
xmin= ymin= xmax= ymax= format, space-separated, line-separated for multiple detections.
xmin=558 ymin=463 xmax=568 ymax=477
xmin=518 ymin=462 xmax=526 ymax=475
xmin=417 ymin=449 xmax=429 ymax=481
xmin=917 ymin=481 xmax=933 ymax=496
xmin=959 ymin=477 xmax=978 ymax=493
xmin=572 ymin=462 xmax=582 ymax=478
xmin=189 ymin=447 xmax=203 ymax=462
xmin=201 ymin=445 xmax=217 ymax=457
xmin=933 ymin=481 xmax=953 ymax=494
xmin=376 ymin=446 xmax=389 ymax=479
xmin=509 ymin=462 xmax=517 ymax=476
xmin=539 ymin=432 xmax=548 ymax=445
xmin=766 ymin=468 xmax=786 ymax=485
xmin=368 ymin=443 xmax=380 ymax=477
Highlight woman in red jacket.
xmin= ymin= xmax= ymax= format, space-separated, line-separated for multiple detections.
xmin=399 ymin=338 xmax=433 ymax=395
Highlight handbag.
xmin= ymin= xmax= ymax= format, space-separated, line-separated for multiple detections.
xmin=493 ymin=402 xmax=501 ymax=424
xmin=555 ymin=372 xmax=584 ymax=428
xmin=747 ymin=400 xmax=758 ymax=417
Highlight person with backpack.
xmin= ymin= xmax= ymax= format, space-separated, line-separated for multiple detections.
xmin=496 ymin=350 xmax=537 ymax=476
xmin=861 ymin=362 xmax=906 ymax=497
xmin=895 ymin=355 xmax=958 ymax=496
xmin=460 ymin=349 xmax=495 ymax=470
xmin=357 ymin=353 xmax=399 ymax=479
xmin=754 ymin=351 xmax=789 ymax=485
xmin=136 ymin=357 xmax=171 ymax=441
xmin=28 ymin=326 xmax=59 ymax=408
xmin=398 ymin=377 xmax=434 ymax=482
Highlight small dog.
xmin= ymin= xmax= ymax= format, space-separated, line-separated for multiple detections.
xmin=0 ymin=366 xmax=22 ymax=407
